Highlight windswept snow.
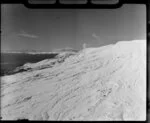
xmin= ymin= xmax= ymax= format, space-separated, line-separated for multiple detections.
xmin=1 ymin=40 xmax=146 ymax=121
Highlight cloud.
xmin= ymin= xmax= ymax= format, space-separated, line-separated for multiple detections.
xmin=17 ymin=31 xmax=38 ymax=38
xmin=92 ymin=33 xmax=100 ymax=40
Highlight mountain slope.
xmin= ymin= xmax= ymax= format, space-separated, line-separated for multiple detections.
xmin=1 ymin=40 xmax=146 ymax=121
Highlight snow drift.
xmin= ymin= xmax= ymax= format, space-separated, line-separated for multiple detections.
xmin=1 ymin=40 xmax=146 ymax=121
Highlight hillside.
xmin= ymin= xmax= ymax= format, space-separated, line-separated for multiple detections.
xmin=1 ymin=40 xmax=146 ymax=121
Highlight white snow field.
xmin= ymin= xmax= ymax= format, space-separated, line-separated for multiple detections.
xmin=1 ymin=40 xmax=146 ymax=121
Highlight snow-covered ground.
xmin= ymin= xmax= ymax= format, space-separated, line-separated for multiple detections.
xmin=1 ymin=40 xmax=146 ymax=121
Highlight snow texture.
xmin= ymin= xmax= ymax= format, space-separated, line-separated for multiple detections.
xmin=1 ymin=40 xmax=146 ymax=121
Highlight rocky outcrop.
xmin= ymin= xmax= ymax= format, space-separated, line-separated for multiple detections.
xmin=1 ymin=40 xmax=146 ymax=121
xmin=13 ymin=51 xmax=77 ymax=73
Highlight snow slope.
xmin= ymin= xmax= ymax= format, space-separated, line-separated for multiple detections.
xmin=1 ymin=40 xmax=146 ymax=121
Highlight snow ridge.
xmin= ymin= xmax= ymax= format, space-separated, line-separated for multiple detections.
xmin=1 ymin=40 xmax=146 ymax=121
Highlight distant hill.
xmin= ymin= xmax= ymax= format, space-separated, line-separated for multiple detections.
xmin=1 ymin=52 xmax=58 ymax=76
xmin=52 ymin=47 xmax=79 ymax=53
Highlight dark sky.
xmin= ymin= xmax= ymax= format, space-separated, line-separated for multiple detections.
xmin=1 ymin=4 xmax=146 ymax=52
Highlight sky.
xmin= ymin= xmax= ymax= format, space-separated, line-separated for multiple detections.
xmin=1 ymin=4 xmax=146 ymax=52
